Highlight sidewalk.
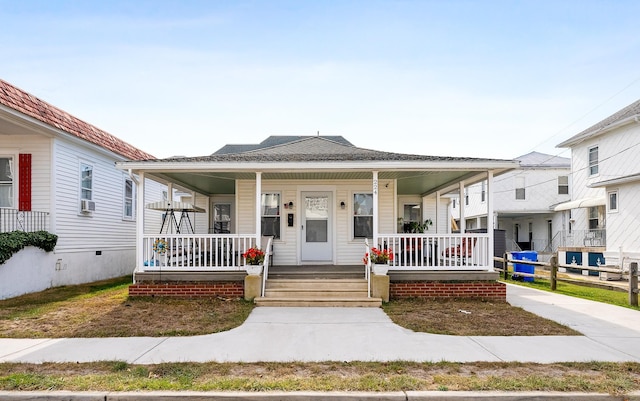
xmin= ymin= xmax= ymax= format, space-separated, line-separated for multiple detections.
xmin=1 ymin=283 xmax=640 ymax=364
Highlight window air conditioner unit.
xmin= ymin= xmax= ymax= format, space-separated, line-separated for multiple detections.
xmin=81 ymin=199 xmax=96 ymax=212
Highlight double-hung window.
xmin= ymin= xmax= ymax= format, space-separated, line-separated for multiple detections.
xmin=558 ymin=176 xmax=569 ymax=195
xmin=0 ymin=156 xmax=14 ymax=208
xmin=515 ymin=177 xmax=525 ymax=200
xmin=481 ymin=181 xmax=486 ymax=202
xmin=80 ymin=163 xmax=93 ymax=201
xmin=123 ymin=177 xmax=134 ymax=220
xmin=589 ymin=146 xmax=599 ymax=176
xmin=353 ymin=193 xmax=373 ymax=238
xmin=261 ymin=193 xmax=280 ymax=239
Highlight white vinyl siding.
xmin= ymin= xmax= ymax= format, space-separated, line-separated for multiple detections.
xmin=53 ymin=139 xmax=136 ymax=251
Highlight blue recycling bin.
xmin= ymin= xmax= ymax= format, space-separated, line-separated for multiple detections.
xmin=511 ymin=251 xmax=537 ymax=282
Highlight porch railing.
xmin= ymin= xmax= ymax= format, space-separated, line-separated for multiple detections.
xmin=0 ymin=209 xmax=49 ymax=233
xmin=556 ymin=229 xmax=606 ymax=248
xmin=142 ymin=234 xmax=258 ymax=271
xmin=376 ymin=233 xmax=490 ymax=270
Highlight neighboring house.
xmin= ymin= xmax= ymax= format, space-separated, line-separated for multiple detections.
xmin=117 ymin=136 xmax=518 ymax=302
xmin=450 ymin=151 xmax=571 ymax=255
xmin=0 ymin=79 xmax=159 ymax=299
xmin=556 ymin=98 xmax=640 ymax=272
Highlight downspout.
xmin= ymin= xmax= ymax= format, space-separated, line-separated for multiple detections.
xmin=459 ymin=181 xmax=466 ymax=234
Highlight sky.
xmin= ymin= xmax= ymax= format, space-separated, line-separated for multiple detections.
xmin=2 ymin=0 xmax=640 ymax=160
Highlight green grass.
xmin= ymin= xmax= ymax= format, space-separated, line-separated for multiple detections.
xmin=503 ymin=276 xmax=640 ymax=311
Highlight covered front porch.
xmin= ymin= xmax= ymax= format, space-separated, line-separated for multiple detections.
xmin=118 ymin=136 xmax=517 ymax=301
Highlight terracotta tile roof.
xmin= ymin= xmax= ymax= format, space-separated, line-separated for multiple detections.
xmin=0 ymin=79 xmax=154 ymax=161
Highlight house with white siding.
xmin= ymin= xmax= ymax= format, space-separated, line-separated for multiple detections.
xmin=0 ymin=79 xmax=160 ymax=299
xmin=117 ymin=136 xmax=519 ymax=305
xmin=450 ymin=151 xmax=571 ymax=255
xmin=556 ymin=98 xmax=640 ymax=274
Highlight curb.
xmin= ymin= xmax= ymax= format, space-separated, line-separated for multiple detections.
xmin=1 ymin=391 xmax=640 ymax=400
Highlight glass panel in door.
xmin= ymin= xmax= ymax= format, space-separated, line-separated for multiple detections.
xmin=301 ymin=192 xmax=332 ymax=262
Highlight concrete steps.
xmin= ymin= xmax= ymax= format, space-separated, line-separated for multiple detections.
xmin=255 ymin=278 xmax=382 ymax=307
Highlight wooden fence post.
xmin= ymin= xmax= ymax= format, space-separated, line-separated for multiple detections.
xmin=550 ymin=254 xmax=557 ymax=291
xmin=629 ymin=262 xmax=638 ymax=307
xmin=503 ymin=253 xmax=509 ymax=280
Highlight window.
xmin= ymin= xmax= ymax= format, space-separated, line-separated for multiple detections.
xmin=589 ymin=146 xmax=599 ymax=176
xmin=123 ymin=178 xmax=134 ymax=219
xmin=558 ymin=176 xmax=569 ymax=195
xmin=213 ymin=203 xmax=232 ymax=233
xmin=0 ymin=156 xmax=14 ymax=208
xmin=401 ymin=203 xmax=421 ymax=232
xmin=464 ymin=188 xmax=469 ymax=205
xmin=588 ymin=206 xmax=599 ymax=229
xmin=452 ymin=199 xmax=456 ymax=208
xmin=608 ymin=190 xmax=618 ymax=213
xmin=481 ymin=181 xmax=486 ymax=202
xmin=353 ymin=193 xmax=373 ymax=238
xmin=261 ymin=193 xmax=280 ymax=239
xmin=80 ymin=163 xmax=93 ymax=200
xmin=515 ymin=177 xmax=525 ymax=200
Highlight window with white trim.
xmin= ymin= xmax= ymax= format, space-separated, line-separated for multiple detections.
xmin=481 ymin=181 xmax=486 ymax=202
xmin=353 ymin=193 xmax=373 ymax=238
xmin=464 ymin=188 xmax=469 ymax=205
xmin=123 ymin=177 xmax=134 ymax=220
xmin=608 ymin=190 xmax=618 ymax=213
xmin=558 ymin=175 xmax=568 ymax=195
xmin=589 ymin=146 xmax=599 ymax=176
xmin=261 ymin=193 xmax=280 ymax=239
xmin=0 ymin=156 xmax=14 ymax=208
xmin=213 ymin=203 xmax=232 ymax=233
xmin=80 ymin=163 xmax=93 ymax=200
xmin=401 ymin=203 xmax=421 ymax=233
xmin=515 ymin=177 xmax=525 ymax=200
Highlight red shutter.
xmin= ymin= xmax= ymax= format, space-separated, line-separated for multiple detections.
xmin=18 ymin=153 xmax=31 ymax=211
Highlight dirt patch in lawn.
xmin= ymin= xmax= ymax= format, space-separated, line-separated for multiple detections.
xmin=0 ymin=276 xmax=578 ymax=338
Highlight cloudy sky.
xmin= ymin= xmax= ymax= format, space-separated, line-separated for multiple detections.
xmin=2 ymin=0 xmax=639 ymax=160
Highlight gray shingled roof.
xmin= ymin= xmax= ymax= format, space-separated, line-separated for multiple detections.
xmin=155 ymin=136 xmax=507 ymax=163
xmin=558 ymin=99 xmax=640 ymax=147
xmin=515 ymin=151 xmax=570 ymax=168
xmin=213 ymin=135 xmax=353 ymax=155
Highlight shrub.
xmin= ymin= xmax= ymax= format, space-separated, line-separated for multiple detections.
xmin=0 ymin=231 xmax=58 ymax=265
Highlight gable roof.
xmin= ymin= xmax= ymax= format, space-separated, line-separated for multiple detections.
xmin=557 ymin=99 xmax=640 ymax=148
xmin=515 ymin=151 xmax=570 ymax=168
xmin=213 ymin=135 xmax=353 ymax=155
xmin=159 ymin=136 xmax=507 ymax=163
xmin=0 ymin=79 xmax=154 ymax=161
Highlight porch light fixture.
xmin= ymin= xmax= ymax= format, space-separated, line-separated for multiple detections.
xmin=340 ymin=201 xmax=346 ymax=209
xmin=288 ymin=201 xmax=294 ymax=209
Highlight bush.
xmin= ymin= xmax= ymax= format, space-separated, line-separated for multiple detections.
xmin=0 ymin=231 xmax=58 ymax=265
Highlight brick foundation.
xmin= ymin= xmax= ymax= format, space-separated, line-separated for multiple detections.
xmin=390 ymin=281 xmax=506 ymax=300
xmin=128 ymin=281 xmax=244 ymax=298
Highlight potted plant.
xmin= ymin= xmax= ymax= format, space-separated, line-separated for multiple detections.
xmin=363 ymin=247 xmax=393 ymax=275
xmin=242 ymin=246 xmax=265 ymax=275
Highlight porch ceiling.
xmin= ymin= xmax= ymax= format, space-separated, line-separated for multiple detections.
xmin=154 ymin=170 xmax=486 ymax=197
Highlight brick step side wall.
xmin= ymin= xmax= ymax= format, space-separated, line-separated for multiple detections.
xmin=129 ymin=281 xmax=244 ymax=298
xmin=390 ymin=281 xmax=506 ymax=300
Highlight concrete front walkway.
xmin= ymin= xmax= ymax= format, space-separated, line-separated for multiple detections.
xmin=2 ymin=284 xmax=640 ymax=364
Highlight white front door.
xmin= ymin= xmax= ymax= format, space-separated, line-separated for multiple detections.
xmin=301 ymin=191 xmax=332 ymax=262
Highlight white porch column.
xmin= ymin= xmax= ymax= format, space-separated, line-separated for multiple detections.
xmin=135 ymin=171 xmax=145 ymax=277
xmin=458 ymin=181 xmax=466 ymax=233
xmin=487 ymin=171 xmax=495 ymax=271
xmin=372 ymin=171 xmax=379 ymax=247
xmin=255 ymin=172 xmax=262 ymax=245
xmin=435 ymin=191 xmax=441 ymax=233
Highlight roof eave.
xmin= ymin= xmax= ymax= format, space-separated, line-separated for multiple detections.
xmin=557 ymin=115 xmax=640 ymax=148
